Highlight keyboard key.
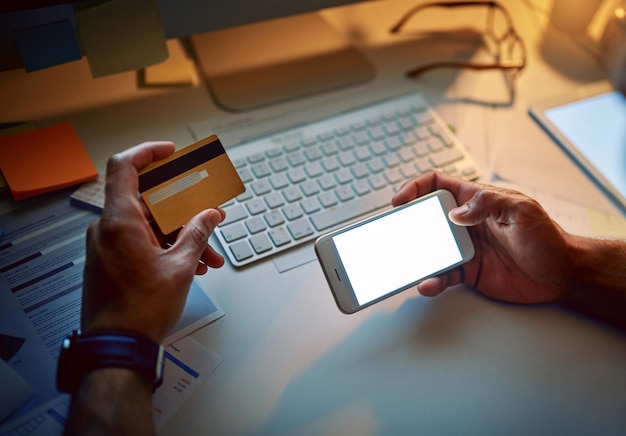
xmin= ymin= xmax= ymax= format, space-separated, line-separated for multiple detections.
xmin=318 ymin=192 xmax=338 ymax=208
xmin=264 ymin=192 xmax=285 ymax=209
xmin=283 ymin=141 xmax=301 ymax=152
xmin=251 ymin=162 xmax=271 ymax=178
xmin=287 ymin=218 xmax=314 ymax=240
xmin=335 ymin=186 xmax=355 ymax=202
xmin=367 ymin=158 xmax=385 ymax=173
xmin=247 ymin=152 xmax=265 ymax=163
xmin=238 ymin=167 xmax=253 ymax=183
xmin=384 ymin=168 xmax=402 ymax=184
xmin=353 ymin=179 xmax=371 ymax=196
xmin=322 ymin=142 xmax=339 ymax=156
xmin=301 ymin=197 xmax=321 ymax=214
xmin=251 ymin=180 xmax=271 ymax=196
xmin=351 ymin=162 xmax=369 ymax=179
xmin=369 ymin=126 xmax=385 ymax=140
xmin=269 ymin=228 xmax=291 ymax=246
xmin=269 ymin=157 xmax=289 ymax=172
xmin=370 ymin=141 xmax=387 ymax=156
xmin=317 ymin=175 xmax=337 ymax=191
xmin=335 ymin=168 xmax=353 ymax=185
xmin=400 ymin=163 xmax=418 ymax=179
xmin=287 ymin=151 xmax=306 ymax=166
xmin=264 ymin=211 xmax=285 ymax=227
xmin=287 ymin=168 xmax=306 ymax=184
xmin=384 ymin=154 xmax=400 ymax=168
xmin=321 ymin=157 xmax=340 ymax=172
xmin=354 ymin=147 xmax=371 ymax=161
xmin=304 ymin=148 xmax=323 ymax=161
xmin=245 ymin=217 xmax=267 ymax=234
xmin=220 ymin=223 xmax=247 ymax=242
xmin=430 ymin=148 xmax=463 ymax=167
xmin=282 ymin=186 xmax=302 ymax=203
xmin=283 ymin=204 xmax=303 ymax=220
xmin=221 ymin=205 xmax=248 ymax=226
xmin=302 ymin=136 xmax=317 ymax=147
xmin=237 ymin=190 xmax=253 ymax=202
xmin=310 ymin=186 xmax=394 ymax=231
xmin=250 ymin=234 xmax=273 ymax=254
xmin=270 ymin=173 xmax=289 ymax=190
xmin=265 ymin=147 xmax=283 ymax=158
xmin=232 ymin=157 xmax=247 ymax=168
xmin=338 ymin=151 xmax=356 ymax=166
xmin=368 ymin=173 xmax=387 ymax=190
xmin=230 ymin=240 xmax=254 ymax=261
xmin=300 ymin=180 xmax=320 ymax=197
xmin=304 ymin=162 xmax=324 ymax=178
xmin=246 ymin=199 xmax=267 ymax=215
xmin=337 ymin=137 xmax=354 ymax=150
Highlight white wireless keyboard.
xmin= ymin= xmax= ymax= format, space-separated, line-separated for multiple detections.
xmin=216 ymin=93 xmax=480 ymax=267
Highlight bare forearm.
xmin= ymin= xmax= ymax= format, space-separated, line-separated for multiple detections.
xmin=560 ymin=235 xmax=626 ymax=331
xmin=64 ymin=368 xmax=155 ymax=436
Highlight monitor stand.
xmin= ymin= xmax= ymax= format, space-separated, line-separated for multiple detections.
xmin=189 ymin=12 xmax=375 ymax=112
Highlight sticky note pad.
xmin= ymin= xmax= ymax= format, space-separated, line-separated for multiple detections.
xmin=0 ymin=122 xmax=98 ymax=200
xmin=138 ymin=135 xmax=245 ymax=235
xmin=76 ymin=0 xmax=168 ymax=77
xmin=143 ymin=59 xmax=197 ymax=86
xmin=13 ymin=19 xmax=82 ymax=72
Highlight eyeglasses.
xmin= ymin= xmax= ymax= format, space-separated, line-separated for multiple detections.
xmin=390 ymin=1 xmax=527 ymax=101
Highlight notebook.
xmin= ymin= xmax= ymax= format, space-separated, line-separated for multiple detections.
xmin=530 ymin=82 xmax=626 ymax=215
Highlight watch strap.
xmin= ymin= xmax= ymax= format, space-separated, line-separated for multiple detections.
xmin=57 ymin=329 xmax=164 ymax=395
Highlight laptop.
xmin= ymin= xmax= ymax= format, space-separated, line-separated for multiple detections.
xmin=530 ymin=82 xmax=626 ymax=215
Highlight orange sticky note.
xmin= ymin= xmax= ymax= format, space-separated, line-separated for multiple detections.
xmin=0 ymin=122 xmax=98 ymax=200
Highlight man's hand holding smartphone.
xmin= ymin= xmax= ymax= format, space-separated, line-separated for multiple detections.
xmin=315 ymin=189 xmax=475 ymax=314
xmin=391 ymin=172 xmax=571 ymax=306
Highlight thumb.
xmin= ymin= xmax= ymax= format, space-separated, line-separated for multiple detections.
xmin=449 ymin=188 xmax=529 ymax=227
xmin=448 ymin=190 xmax=494 ymax=227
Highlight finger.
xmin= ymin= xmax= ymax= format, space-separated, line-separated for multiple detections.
xmin=116 ymin=141 xmax=176 ymax=173
xmin=199 ymin=244 xmax=225 ymax=270
xmin=417 ymin=277 xmax=446 ymax=296
xmin=417 ymin=267 xmax=464 ymax=296
xmin=195 ymin=262 xmax=209 ymax=276
xmin=171 ymin=209 xmax=223 ymax=267
xmin=104 ymin=142 xmax=176 ymax=205
xmin=448 ymin=187 xmax=538 ymax=227
xmin=392 ymin=171 xmax=473 ymax=207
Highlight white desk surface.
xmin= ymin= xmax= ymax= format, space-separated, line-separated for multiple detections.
xmin=1 ymin=0 xmax=625 ymax=434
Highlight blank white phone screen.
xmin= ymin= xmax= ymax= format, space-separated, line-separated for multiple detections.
xmin=332 ymin=196 xmax=462 ymax=306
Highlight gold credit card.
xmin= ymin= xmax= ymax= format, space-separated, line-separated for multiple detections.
xmin=138 ymin=135 xmax=245 ymax=235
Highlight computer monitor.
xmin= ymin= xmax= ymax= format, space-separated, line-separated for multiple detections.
xmin=0 ymin=0 xmax=375 ymax=112
xmin=159 ymin=0 xmax=375 ymax=112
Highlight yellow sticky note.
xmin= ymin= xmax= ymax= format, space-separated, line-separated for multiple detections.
xmin=143 ymin=59 xmax=197 ymax=86
xmin=76 ymin=0 xmax=168 ymax=77
xmin=0 ymin=122 xmax=98 ymax=200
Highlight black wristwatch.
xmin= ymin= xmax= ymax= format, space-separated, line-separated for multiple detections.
xmin=57 ymin=329 xmax=164 ymax=395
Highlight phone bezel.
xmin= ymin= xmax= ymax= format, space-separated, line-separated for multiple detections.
xmin=314 ymin=189 xmax=475 ymax=314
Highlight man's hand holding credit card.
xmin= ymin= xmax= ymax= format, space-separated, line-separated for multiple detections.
xmin=138 ymin=135 xmax=245 ymax=235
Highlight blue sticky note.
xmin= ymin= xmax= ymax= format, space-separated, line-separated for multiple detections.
xmin=13 ymin=20 xmax=82 ymax=72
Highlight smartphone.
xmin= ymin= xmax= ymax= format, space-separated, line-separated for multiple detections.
xmin=315 ymin=189 xmax=475 ymax=314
